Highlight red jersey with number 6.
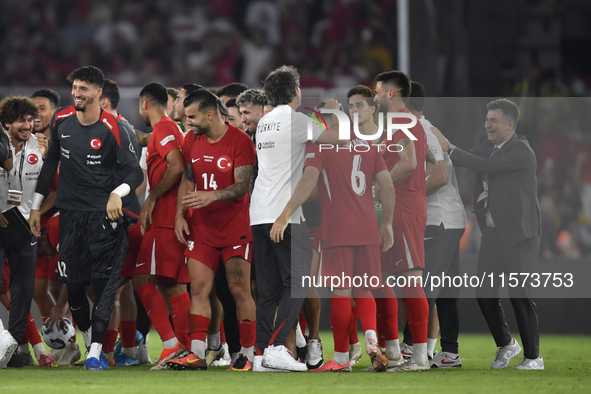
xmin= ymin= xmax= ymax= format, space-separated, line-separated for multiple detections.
xmin=183 ymin=123 xmax=255 ymax=248
xmin=304 ymin=134 xmax=388 ymax=248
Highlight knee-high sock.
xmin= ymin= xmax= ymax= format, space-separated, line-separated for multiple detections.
xmin=401 ymin=285 xmax=428 ymax=344
xmin=353 ymin=289 xmax=377 ymax=333
xmin=238 ymin=320 xmax=256 ymax=348
xmin=349 ymin=303 xmax=359 ymax=345
xmin=330 ymin=297 xmax=352 ymax=354
xmin=169 ymin=293 xmax=191 ymax=349
xmin=119 ymin=320 xmax=137 ymax=349
xmin=373 ymin=287 xmax=399 ymax=342
xmin=103 ymin=330 xmax=118 ymax=353
xmin=136 ymin=283 xmax=175 ymax=342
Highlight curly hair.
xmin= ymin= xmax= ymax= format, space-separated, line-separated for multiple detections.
xmin=0 ymin=96 xmax=39 ymax=128
xmin=67 ymin=65 xmax=105 ymax=88
xmin=236 ymin=89 xmax=266 ymax=107
xmin=263 ymin=65 xmax=300 ymax=107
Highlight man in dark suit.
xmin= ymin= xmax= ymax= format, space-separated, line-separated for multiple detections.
xmin=432 ymin=98 xmax=543 ymax=370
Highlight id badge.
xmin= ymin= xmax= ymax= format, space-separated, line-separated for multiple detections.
xmin=7 ymin=189 xmax=23 ymax=206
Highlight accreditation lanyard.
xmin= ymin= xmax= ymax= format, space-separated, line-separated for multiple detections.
xmin=6 ymin=140 xmax=26 ymax=192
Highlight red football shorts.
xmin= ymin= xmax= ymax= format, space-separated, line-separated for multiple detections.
xmin=120 ymin=222 xmax=142 ymax=279
xmin=319 ymin=244 xmax=382 ymax=289
xmin=135 ymin=227 xmax=189 ymax=284
xmin=185 ymin=242 xmax=252 ymax=275
xmin=35 ymin=257 xmax=58 ymax=280
xmin=380 ymin=208 xmax=426 ymax=273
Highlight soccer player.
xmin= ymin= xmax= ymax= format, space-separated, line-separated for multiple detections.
xmin=30 ymin=89 xmax=60 ymax=332
xmin=133 ymin=82 xmax=191 ymax=370
xmin=98 ymin=78 xmax=145 ymax=366
xmin=254 ymin=65 xmax=344 ymax=372
xmin=0 ymin=96 xmax=58 ymax=368
xmin=217 ymin=82 xmax=249 ymax=104
xmin=170 ymin=89 xmax=256 ymax=371
xmin=167 ymin=88 xmax=179 ymax=120
xmin=173 ymin=83 xmax=204 ymax=134
xmin=373 ymin=70 xmax=433 ymax=371
xmin=401 ymin=81 xmax=466 ymax=367
xmin=277 ymin=109 xmax=396 ymax=372
xmin=224 ymin=98 xmax=245 ymax=131
xmin=29 ymin=65 xmax=143 ymax=370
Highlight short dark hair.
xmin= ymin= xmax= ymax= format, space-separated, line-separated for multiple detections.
xmin=100 ymin=79 xmax=120 ymax=109
xmin=487 ymin=98 xmax=520 ymax=128
xmin=67 ymin=65 xmax=105 ymax=88
xmin=236 ymin=89 xmax=266 ymax=107
xmin=31 ymin=88 xmax=60 ymax=109
xmin=184 ymin=89 xmax=223 ymax=113
xmin=216 ymin=83 xmax=249 ymax=99
xmin=139 ymin=82 xmax=168 ymax=108
xmin=264 ymin=65 xmax=300 ymax=107
xmin=0 ymin=96 xmax=39 ymax=128
xmin=225 ymin=98 xmax=238 ymax=108
xmin=375 ymin=70 xmax=411 ymax=98
xmin=407 ymin=81 xmax=426 ymax=113
xmin=347 ymin=85 xmax=377 ymax=108
xmin=167 ymin=87 xmax=179 ymax=100
xmin=182 ymin=83 xmax=204 ymax=96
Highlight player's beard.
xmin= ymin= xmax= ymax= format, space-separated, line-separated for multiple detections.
xmin=74 ymin=96 xmax=93 ymax=112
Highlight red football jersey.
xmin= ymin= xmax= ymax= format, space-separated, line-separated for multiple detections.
xmin=304 ymin=135 xmax=388 ymax=248
xmin=183 ymin=124 xmax=256 ymax=248
xmin=379 ymin=108 xmax=427 ymax=218
xmin=146 ymin=116 xmax=184 ymax=229
xmin=46 ymin=212 xmax=60 ymax=251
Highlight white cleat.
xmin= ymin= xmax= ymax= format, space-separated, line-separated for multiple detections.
xmin=253 ymin=355 xmax=290 ymax=372
xmin=514 ymin=356 xmax=544 ymax=370
xmin=400 ymin=342 xmax=413 ymax=360
xmin=211 ymin=343 xmax=232 ymax=366
xmin=0 ymin=329 xmax=18 ymax=369
xmin=58 ymin=343 xmax=81 ymax=365
xmin=430 ymin=352 xmax=462 ymax=368
xmin=349 ymin=343 xmax=362 ymax=366
xmin=262 ymin=345 xmax=307 ymax=372
xmin=490 ymin=339 xmax=521 ymax=369
xmin=138 ymin=344 xmax=152 ymax=364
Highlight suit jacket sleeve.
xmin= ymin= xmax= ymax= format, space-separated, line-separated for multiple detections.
xmin=450 ymin=141 xmax=530 ymax=174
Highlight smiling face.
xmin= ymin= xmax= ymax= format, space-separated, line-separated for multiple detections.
xmin=6 ymin=114 xmax=34 ymax=143
xmin=485 ymin=108 xmax=514 ymax=146
xmin=33 ymin=96 xmax=55 ymax=133
xmin=173 ymin=89 xmax=188 ymax=121
xmin=167 ymin=94 xmax=176 ymax=119
xmin=71 ymin=80 xmax=101 ymax=112
xmin=185 ymin=103 xmax=212 ymax=136
xmin=227 ymin=106 xmax=244 ymax=130
xmin=239 ymin=103 xmax=263 ymax=134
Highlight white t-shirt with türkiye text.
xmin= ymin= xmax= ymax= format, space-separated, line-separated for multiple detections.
xmin=250 ymin=105 xmax=324 ymax=226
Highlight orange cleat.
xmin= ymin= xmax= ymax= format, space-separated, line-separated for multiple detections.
xmin=309 ymin=357 xmax=351 ymax=372
xmin=151 ymin=342 xmax=184 ymax=371
xmin=167 ymin=352 xmax=207 ymax=371
xmin=367 ymin=340 xmax=388 ymax=372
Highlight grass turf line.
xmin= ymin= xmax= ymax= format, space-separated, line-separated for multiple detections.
xmin=1 ymin=332 xmax=590 ymax=394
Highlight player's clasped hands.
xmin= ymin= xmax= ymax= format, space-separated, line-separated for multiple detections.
xmin=182 ymin=190 xmax=216 ymax=210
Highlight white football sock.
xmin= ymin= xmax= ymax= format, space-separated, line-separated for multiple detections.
xmin=33 ymin=343 xmax=48 ymax=359
xmin=162 ymin=337 xmax=178 ymax=349
xmin=87 ymin=342 xmax=103 ymax=360
xmin=18 ymin=344 xmax=29 ymax=354
xmin=241 ymin=345 xmax=254 ymax=362
xmin=427 ymin=338 xmax=437 ymax=358
xmin=386 ymin=339 xmax=401 ymax=358
xmin=364 ymin=330 xmax=378 ymax=345
xmin=122 ymin=347 xmax=137 ymax=358
xmin=296 ymin=323 xmax=306 ymax=348
xmin=412 ymin=342 xmax=427 ymax=363
xmin=82 ymin=328 xmax=92 ymax=348
xmin=192 ymin=339 xmax=206 ymax=359
xmin=207 ymin=332 xmax=220 ymax=350
xmin=334 ymin=351 xmax=348 ymax=365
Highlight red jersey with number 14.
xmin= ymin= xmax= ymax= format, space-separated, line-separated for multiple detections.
xmin=183 ymin=123 xmax=255 ymax=248
xmin=304 ymin=134 xmax=388 ymax=248
xmin=146 ymin=116 xmax=184 ymax=229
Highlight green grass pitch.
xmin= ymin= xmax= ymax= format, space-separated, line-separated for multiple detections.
xmin=1 ymin=332 xmax=590 ymax=393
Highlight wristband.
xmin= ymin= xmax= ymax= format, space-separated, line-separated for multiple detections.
xmin=447 ymin=144 xmax=456 ymax=155
xmin=111 ymin=183 xmax=130 ymax=198
xmin=31 ymin=192 xmax=45 ymax=210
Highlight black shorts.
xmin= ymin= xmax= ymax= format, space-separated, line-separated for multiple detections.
xmin=58 ymin=209 xmax=129 ymax=284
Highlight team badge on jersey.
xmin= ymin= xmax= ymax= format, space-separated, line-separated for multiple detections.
xmin=90 ymin=138 xmax=102 ymax=149
xmin=217 ymin=156 xmax=232 ymax=172
xmin=27 ymin=153 xmax=39 ymax=164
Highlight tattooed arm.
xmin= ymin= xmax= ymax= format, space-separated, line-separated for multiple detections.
xmin=182 ymin=164 xmax=253 ymax=210
xmin=389 ymin=138 xmax=417 ymax=184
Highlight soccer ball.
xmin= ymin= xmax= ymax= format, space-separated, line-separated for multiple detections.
xmin=41 ymin=318 xmax=76 ymax=349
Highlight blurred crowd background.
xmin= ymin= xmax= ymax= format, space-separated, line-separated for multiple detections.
xmin=1 ymin=0 xmax=591 ymax=259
